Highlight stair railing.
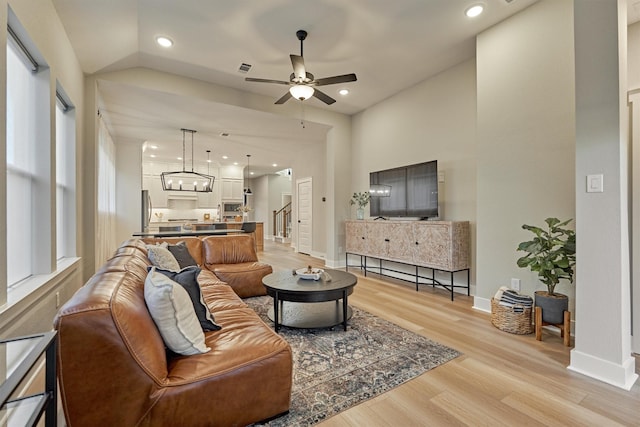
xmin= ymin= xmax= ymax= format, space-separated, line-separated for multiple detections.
xmin=273 ymin=202 xmax=292 ymax=239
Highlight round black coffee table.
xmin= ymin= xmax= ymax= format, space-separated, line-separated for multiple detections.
xmin=262 ymin=269 xmax=357 ymax=332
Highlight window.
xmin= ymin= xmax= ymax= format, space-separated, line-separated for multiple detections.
xmin=7 ymin=40 xmax=36 ymax=285
xmin=6 ymin=20 xmax=51 ymax=287
xmin=56 ymin=91 xmax=76 ymax=260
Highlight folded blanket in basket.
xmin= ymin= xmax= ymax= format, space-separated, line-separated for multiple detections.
xmin=496 ymin=289 xmax=533 ymax=313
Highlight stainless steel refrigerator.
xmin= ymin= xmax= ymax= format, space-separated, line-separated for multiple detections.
xmin=141 ymin=190 xmax=152 ymax=231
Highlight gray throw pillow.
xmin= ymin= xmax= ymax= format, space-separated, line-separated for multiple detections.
xmin=167 ymin=241 xmax=198 ymax=269
xmin=152 ymin=266 xmax=221 ymax=332
xmin=146 ymin=243 xmax=180 ymax=271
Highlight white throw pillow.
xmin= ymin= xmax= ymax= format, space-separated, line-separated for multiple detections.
xmin=144 ymin=267 xmax=210 ymax=355
xmin=146 ymin=243 xmax=180 ymax=271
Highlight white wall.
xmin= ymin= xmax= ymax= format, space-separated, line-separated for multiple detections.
xmin=351 ymin=59 xmax=477 ymax=283
xmin=475 ymin=0 xmax=576 ymax=308
xmin=115 ymin=140 xmax=142 ymax=246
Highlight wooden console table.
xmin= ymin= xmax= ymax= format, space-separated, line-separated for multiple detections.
xmin=345 ymin=220 xmax=470 ymax=300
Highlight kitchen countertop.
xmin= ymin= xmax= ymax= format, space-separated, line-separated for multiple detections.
xmin=132 ymin=229 xmax=245 ymax=238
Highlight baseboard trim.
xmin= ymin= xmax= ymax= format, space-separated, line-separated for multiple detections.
xmin=568 ymin=349 xmax=639 ymax=390
xmin=473 ymin=296 xmax=491 ymax=313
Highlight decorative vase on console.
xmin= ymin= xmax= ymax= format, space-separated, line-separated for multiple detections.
xmin=236 ymin=205 xmax=252 ymax=222
xmin=350 ymin=191 xmax=370 ymax=220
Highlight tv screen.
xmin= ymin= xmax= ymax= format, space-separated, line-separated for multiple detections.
xmin=369 ymin=160 xmax=438 ymax=219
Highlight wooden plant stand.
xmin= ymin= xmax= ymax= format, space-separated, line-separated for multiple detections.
xmin=534 ymin=306 xmax=571 ymax=346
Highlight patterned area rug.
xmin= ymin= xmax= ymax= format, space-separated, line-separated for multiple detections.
xmin=245 ymin=296 xmax=461 ymax=426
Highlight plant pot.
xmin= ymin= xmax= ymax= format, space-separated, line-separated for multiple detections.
xmin=534 ymin=291 xmax=568 ymax=324
xmin=356 ymin=208 xmax=365 ymax=220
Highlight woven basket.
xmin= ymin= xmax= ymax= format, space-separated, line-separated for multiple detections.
xmin=490 ymin=298 xmax=533 ymax=335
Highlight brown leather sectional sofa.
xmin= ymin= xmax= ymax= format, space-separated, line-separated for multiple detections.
xmin=54 ymin=235 xmax=292 ymax=427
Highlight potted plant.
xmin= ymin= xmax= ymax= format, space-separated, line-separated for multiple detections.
xmin=349 ymin=192 xmax=371 ymax=220
xmin=516 ymin=217 xmax=576 ymax=324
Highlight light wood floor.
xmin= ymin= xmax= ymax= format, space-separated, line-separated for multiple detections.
xmin=259 ymin=241 xmax=640 ymax=427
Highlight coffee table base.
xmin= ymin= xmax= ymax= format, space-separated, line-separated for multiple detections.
xmin=267 ymin=301 xmax=353 ymax=330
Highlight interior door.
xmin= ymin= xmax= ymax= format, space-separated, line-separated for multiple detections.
xmin=296 ymin=178 xmax=312 ymax=255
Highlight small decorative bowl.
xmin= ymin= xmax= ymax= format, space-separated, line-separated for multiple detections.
xmin=296 ymin=268 xmax=323 ymax=280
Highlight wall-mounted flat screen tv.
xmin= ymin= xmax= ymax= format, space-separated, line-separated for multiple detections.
xmin=369 ymin=160 xmax=438 ymax=219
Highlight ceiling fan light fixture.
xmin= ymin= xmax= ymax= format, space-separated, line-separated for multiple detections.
xmin=289 ymin=84 xmax=314 ymax=101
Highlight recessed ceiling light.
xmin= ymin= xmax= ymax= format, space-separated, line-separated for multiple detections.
xmin=177 ymin=157 xmax=182 ymax=160
xmin=250 ymin=172 xmax=254 ymax=175
xmin=272 ymin=163 xmax=278 ymax=167
xmin=207 ymin=159 xmax=212 ymax=163
xmin=150 ymin=145 xmax=158 ymax=149
xmin=222 ymin=155 xmax=229 ymax=159
xmin=339 ymin=89 xmax=349 ymax=96
xmin=150 ymin=154 xmax=156 ymax=158
xmin=156 ymin=36 xmax=173 ymax=47
xmin=233 ymin=162 xmax=238 ymax=166
xmin=465 ymin=4 xmax=484 ymax=18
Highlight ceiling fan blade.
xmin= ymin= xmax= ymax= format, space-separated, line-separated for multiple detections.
xmin=245 ymin=77 xmax=290 ymax=85
xmin=314 ymin=73 xmax=358 ymax=86
xmin=275 ymin=91 xmax=293 ymax=104
xmin=312 ymin=88 xmax=336 ymax=105
xmin=290 ymin=55 xmax=306 ymax=81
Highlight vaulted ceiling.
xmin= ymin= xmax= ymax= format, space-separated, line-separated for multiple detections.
xmin=53 ymin=0 xmax=549 ymax=175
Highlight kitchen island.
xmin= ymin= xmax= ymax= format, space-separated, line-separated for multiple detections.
xmin=137 ymin=221 xmax=264 ymax=251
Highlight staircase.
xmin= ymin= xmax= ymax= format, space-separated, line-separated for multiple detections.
xmin=273 ymin=202 xmax=292 ymax=243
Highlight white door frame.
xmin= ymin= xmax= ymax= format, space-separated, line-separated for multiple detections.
xmin=628 ymin=90 xmax=640 ymax=354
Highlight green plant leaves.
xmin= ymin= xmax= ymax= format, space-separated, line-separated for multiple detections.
xmin=350 ymin=191 xmax=371 ymax=208
xmin=516 ymin=217 xmax=576 ymax=295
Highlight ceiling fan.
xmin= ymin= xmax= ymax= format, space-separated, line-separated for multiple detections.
xmin=245 ymin=30 xmax=357 ymax=105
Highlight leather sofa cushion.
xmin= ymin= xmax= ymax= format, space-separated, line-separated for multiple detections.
xmin=211 ymin=263 xmax=272 ymax=298
xmin=202 ymin=234 xmax=258 ymax=265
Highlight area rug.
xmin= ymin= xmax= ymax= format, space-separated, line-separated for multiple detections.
xmin=245 ymin=296 xmax=461 ymax=426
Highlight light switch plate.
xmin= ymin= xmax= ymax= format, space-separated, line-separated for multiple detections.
xmin=587 ymin=174 xmax=604 ymax=193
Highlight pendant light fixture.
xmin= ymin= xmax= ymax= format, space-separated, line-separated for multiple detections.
xmin=161 ymin=128 xmax=215 ymax=192
xmin=244 ymin=154 xmax=252 ymax=195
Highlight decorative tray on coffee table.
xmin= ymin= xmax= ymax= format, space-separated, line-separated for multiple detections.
xmin=295 ymin=267 xmax=324 ymax=280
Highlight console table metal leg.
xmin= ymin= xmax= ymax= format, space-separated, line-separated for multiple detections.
xmin=450 ymin=271 xmax=454 ymax=301
xmin=467 ymin=269 xmax=470 ymax=296
xmin=415 ymin=265 xmax=419 ymax=291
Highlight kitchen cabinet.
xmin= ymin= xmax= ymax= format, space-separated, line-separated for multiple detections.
xmin=143 ymin=175 xmax=167 ymax=208
xmin=197 ymin=191 xmax=216 ymax=208
xmin=221 ymin=179 xmax=243 ymax=201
